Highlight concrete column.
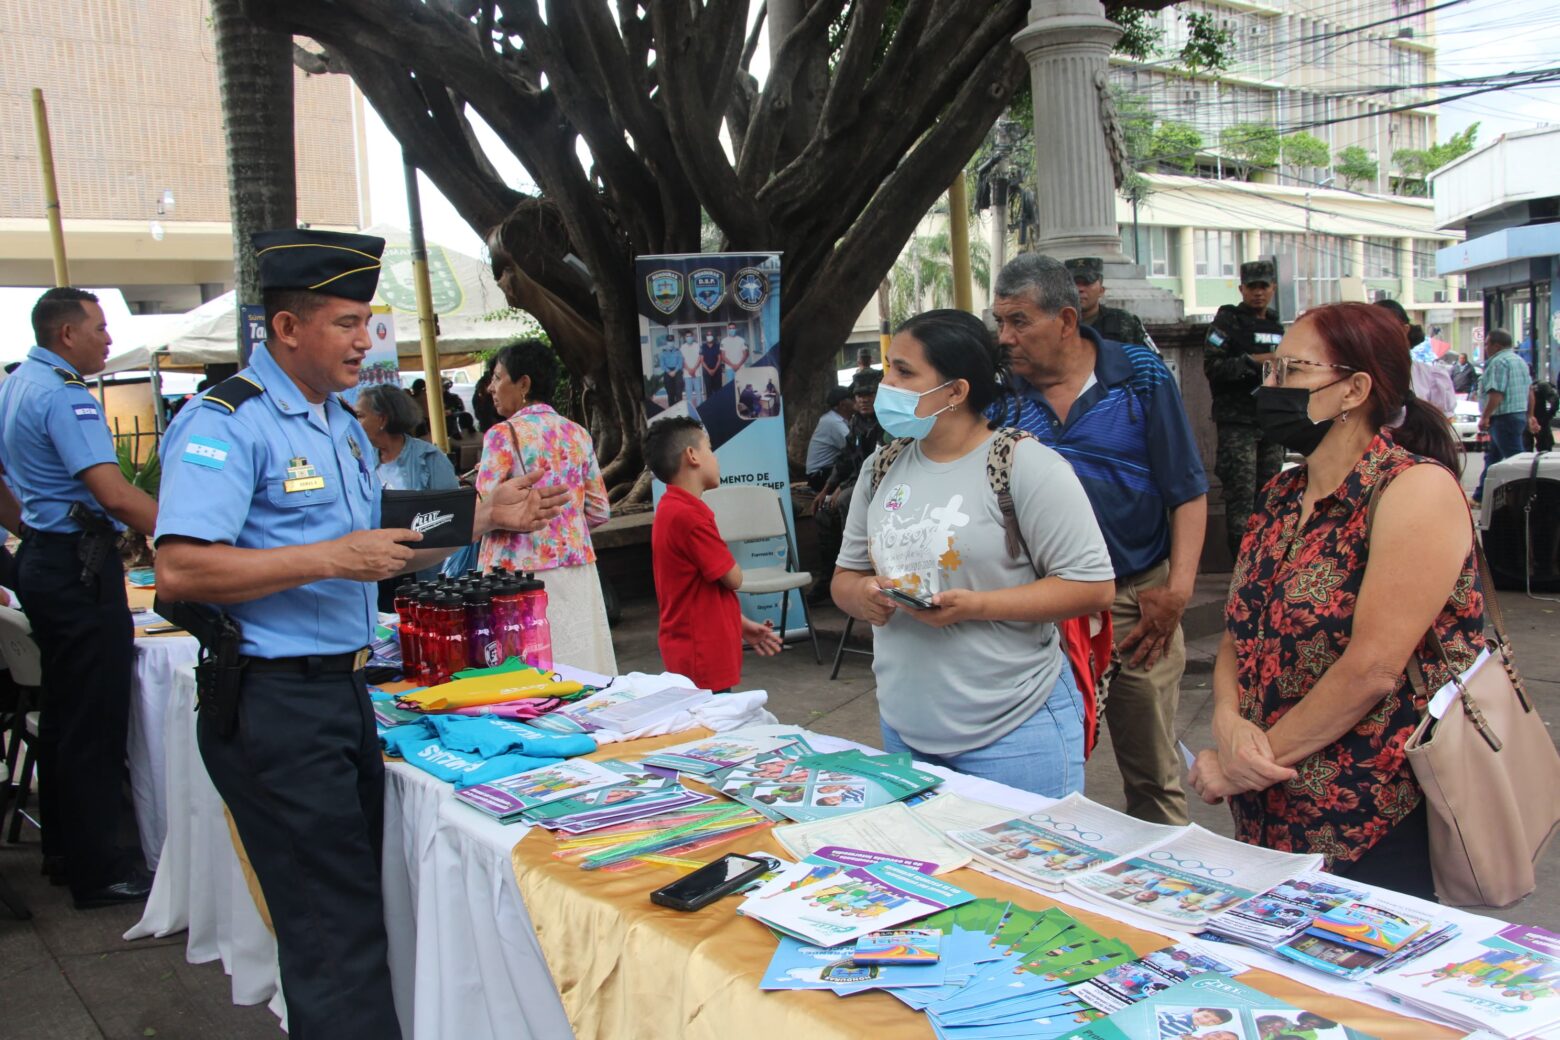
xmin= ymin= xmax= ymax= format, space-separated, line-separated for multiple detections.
xmin=1013 ymin=0 xmax=1127 ymax=262
xmin=1398 ymin=236 xmax=1416 ymax=307
xmin=1243 ymin=230 xmax=1261 ymax=266
xmin=1178 ymin=227 xmax=1198 ymax=313
xmin=1348 ymin=236 xmax=1365 ymax=279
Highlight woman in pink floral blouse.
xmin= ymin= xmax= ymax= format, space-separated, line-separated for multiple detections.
xmin=478 ymin=340 xmax=617 ymax=674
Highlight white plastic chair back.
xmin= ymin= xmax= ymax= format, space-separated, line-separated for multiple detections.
xmin=0 ymin=608 xmax=42 ymax=687
xmin=704 ymin=485 xmax=788 ymax=543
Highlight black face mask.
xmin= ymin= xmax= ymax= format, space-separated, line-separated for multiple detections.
xmin=1407 ymin=324 xmax=1426 ymax=348
xmin=1254 ymin=385 xmax=1343 ymax=456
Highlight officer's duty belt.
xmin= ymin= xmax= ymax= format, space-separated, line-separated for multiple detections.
xmin=246 ymin=648 xmax=372 ymax=674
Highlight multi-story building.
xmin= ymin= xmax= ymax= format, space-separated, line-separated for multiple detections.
xmin=0 ymin=0 xmax=367 ymax=314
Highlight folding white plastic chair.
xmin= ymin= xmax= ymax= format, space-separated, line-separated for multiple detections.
xmin=703 ymin=486 xmax=822 ymax=664
xmin=0 ymin=608 xmax=43 ymax=845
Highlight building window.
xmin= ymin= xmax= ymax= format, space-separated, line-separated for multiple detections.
xmin=1412 ymin=239 xmax=1439 ymax=279
xmin=1193 ymin=229 xmax=1240 ymax=278
xmin=1127 ymin=225 xmax=1178 ymax=277
xmin=1364 ymin=237 xmax=1399 ymax=277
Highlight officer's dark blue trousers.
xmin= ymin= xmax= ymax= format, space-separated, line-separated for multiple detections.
xmin=15 ymin=532 xmax=135 ymax=894
xmin=197 ymin=665 xmax=401 ymax=1040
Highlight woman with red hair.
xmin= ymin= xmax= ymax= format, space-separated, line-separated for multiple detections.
xmin=1188 ymin=302 xmax=1481 ymax=899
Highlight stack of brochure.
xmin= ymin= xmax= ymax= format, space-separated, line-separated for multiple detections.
xmin=1201 ymin=870 xmax=1374 ymax=952
xmin=525 ymin=684 xmax=712 ymax=735
xmin=456 ymin=758 xmax=709 ymax=827
xmin=774 ymin=792 xmax=1016 ymax=875
xmin=1369 ymin=923 xmax=1560 ymax=1038
xmin=710 ymin=743 xmax=943 ymax=824
xmin=639 ymin=731 xmax=802 ymax=776
xmin=1276 ymin=897 xmax=1448 ymax=980
xmin=1055 ymin=972 xmax=1383 ymax=1039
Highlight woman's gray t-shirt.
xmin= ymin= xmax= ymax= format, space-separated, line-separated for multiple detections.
xmin=836 ymin=434 xmax=1114 ymax=755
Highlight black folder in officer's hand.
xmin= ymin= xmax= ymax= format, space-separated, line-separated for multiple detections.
xmin=380 ymin=487 xmax=478 ymax=548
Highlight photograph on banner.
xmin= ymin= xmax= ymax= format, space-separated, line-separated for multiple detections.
xmin=635 ymin=252 xmax=805 ymax=636
xmin=343 ymin=308 xmax=402 ymax=406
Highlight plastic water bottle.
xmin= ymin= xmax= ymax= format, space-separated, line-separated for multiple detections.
xmin=464 ymin=589 xmax=501 ymax=669
xmin=517 ymin=572 xmax=553 ymax=671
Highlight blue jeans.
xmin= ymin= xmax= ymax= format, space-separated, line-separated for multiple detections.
xmin=1476 ymin=411 xmax=1528 ymax=502
xmin=879 ymin=666 xmax=1086 ymax=799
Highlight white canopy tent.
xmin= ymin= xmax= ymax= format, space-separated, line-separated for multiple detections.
xmin=101 ymin=225 xmax=530 ymax=375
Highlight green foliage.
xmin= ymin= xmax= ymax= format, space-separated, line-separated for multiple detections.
xmin=1335 ymin=145 xmax=1378 ymax=190
xmin=1109 ymin=7 xmax=1164 ymax=62
xmin=1220 ymin=123 xmax=1280 ymax=177
xmin=116 ymin=438 xmax=160 ymax=499
xmin=1151 ymin=120 xmax=1204 ymax=173
xmin=1280 ymin=132 xmax=1331 ymax=170
xmin=1391 ymin=123 xmax=1480 ymax=197
xmin=888 ymin=229 xmax=991 ymax=328
xmin=1105 ymin=6 xmax=1232 ymax=72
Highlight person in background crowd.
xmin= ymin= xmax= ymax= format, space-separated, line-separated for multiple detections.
xmin=656 ymin=334 xmax=684 ymax=406
xmin=1189 ymin=302 xmax=1477 ymax=901
xmin=356 ymin=383 xmax=461 ymax=608
xmin=805 ymin=385 xmax=855 ymax=492
xmin=833 ymin=309 xmax=1115 ymax=797
xmin=1374 ymin=299 xmax=1457 ymax=416
xmin=1475 ymin=328 xmax=1533 ymax=504
xmin=1527 ymin=379 xmax=1557 ymax=453
xmin=155 ymin=230 xmax=564 ymax=1038
xmin=478 ymin=338 xmax=617 ymax=674
xmin=1064 ymin=256 xmax=1156 ymax=352
xmin=855 ymin=346 xmax=875 ymax=377
xmin=994 ymin=253 xmax=1209 ymax=825
xmin=472 ymin=360 xmax=503 ymax=434
xmin=1449 ymin=352 xmax=1479 ymax=396
xmin=700 ymin=330 xmax=723 ymax=399
xmin=0 ymin=287 xmax=159 ymax=908
xmin=1203 ymin=260 xmax=1286 ymax=562
xmin=810 ymin=370 xmax=884 ymax=603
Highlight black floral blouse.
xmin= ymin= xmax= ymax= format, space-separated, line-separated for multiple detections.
xmin=1224 ymin=433 xmax=1484 ymax=867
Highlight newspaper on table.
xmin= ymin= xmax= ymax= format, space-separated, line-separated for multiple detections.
xmin=1368 ymin=923 xmax=1560 ymax=1039
xmin=1064 ymin=823 xmax=1322 ymax=928
xmin=773 ymin=792 xmax=1014 ymax=874
xmin=945 ymin=792 xmax=1182 ymax=891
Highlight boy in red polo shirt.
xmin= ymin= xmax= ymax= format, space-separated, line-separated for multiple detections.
xmin=646 ymin=417 xmax=781 ymax=691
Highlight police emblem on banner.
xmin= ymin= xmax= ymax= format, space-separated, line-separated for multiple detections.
xmin=690 ymin=268 xmax=727 ymax=313
xmin=647 ymin=269 xmax=683 ymax=315
xmin=733 ymin=267 xmax=769 ymax=311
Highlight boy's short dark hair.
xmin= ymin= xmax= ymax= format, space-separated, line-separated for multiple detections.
xmin=644 ymin=416 xmax=706 ymax=483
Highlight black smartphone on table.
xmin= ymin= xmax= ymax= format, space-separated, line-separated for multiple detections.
xmin=649 ymin=853 xmax=773 ymax=912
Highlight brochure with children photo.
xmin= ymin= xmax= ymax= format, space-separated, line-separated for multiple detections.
xmin=1064 ymin=825 xmax=1321 ymax=929
xmin=1368 ymin=924 xmax=1560 ymax=1038
xmin=739 ymin=860 xmax=975 ymax=948
xmin=639 ymin=731 xmax=802 ymax=776
xmin=760 ymin=934 xmax=948 ymax=994
xmin=1069 ymin=943 xmax=1246 ymax=1014
xmin=1054 ymin=972 xmax=1381 ymax=1040
xmin=1201 ymin=871 xmax=1369 ymax=952
xmin=453 ymin=758 xmax=627 ymax=820
xmin=946 ymin=793 xmax=1181 ymax=891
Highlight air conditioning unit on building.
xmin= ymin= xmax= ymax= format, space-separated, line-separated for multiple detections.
xmin=1370 ymin=289 xmax=1394 ymax=303
xmin=1433 ymin=290 xmax=1450 ymax=303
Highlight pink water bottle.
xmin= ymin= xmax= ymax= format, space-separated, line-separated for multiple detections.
xmin=464 ymin=589 xmax=502 ymax=669
xmin=393 ymin=580 xmax=421 ymax=682
xmin=491 ymin=575 xmax=525 ymax=664
xmin=517 ymin=573 xmax=553 ymax=671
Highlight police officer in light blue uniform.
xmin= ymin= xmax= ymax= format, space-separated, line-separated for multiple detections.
xmin=154 ymin=229 xmax=565 ymax=1040
xmin=0 ymin=287 xmax=159 ymax=908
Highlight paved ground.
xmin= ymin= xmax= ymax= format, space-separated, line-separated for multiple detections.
xmin=3 ymin=452 xmax=1557 ymax=1038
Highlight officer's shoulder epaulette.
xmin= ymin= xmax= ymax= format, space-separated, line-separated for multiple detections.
xmin=48 ymin=365 xmax=87 ymax=389
xmin=202 ymin=375 xmax=266 ymax=413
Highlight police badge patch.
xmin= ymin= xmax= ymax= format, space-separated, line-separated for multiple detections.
xmin=689 ymin=268 xmax=727 ymax=313
xmin=733 ymin=267 xmax=769 ymax=311
xmin=647 ymin=269 xmax=683 ymax=315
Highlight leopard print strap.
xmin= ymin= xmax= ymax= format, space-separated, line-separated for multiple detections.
xmin=987 ymin=427 xmax=1036 ymax=566
xmin=867 ymin=437 xmax=913 ymax=498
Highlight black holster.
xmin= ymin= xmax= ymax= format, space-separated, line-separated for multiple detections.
xmin=154 ymin=596 xmax=246 ymax=739
xmin=67 ymin=502 xmax=116 ymax=587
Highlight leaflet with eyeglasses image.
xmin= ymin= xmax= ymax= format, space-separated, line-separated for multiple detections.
xmin=945 ymin=793 xmax=1182 ymax=891
xmin=1063 ymin=824 xmax=1322 ymax=929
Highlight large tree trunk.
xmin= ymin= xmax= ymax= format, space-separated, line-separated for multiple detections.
xmin=212 ymin=0 xmax=296 ymax=365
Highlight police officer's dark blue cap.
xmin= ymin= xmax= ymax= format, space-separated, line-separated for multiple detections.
xmin=251 ymin=228 xmax=386 ymax=302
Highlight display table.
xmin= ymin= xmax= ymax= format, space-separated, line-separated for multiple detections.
xmin=512 ymin=748 xmax=1465 ymax=1040
xmin=127 ymin=629 xmax=199 ymax=870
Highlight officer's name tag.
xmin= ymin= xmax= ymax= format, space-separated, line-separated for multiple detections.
xmin=284 ymin=476 xmax=326 ymax=493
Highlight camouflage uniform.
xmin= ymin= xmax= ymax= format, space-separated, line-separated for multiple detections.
xmin=1204 ymin=294 xmax=1286 ymax=561
xmin=1086 ymin=304 xmax=1154 ymax=352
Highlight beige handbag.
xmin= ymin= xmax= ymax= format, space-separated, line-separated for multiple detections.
xmin=1376 ymin=488 xmax=1560 ymax=908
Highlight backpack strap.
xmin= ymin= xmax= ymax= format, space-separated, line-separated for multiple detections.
xmin=866 ymin=437 xmax=912 ymax=498
xmin=986 ymin=427 xmax=1037 ymax=567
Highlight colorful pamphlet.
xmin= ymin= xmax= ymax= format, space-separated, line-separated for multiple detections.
xmin=639 ymin=731 xmax=802 ymax=776
xmin=855 ymin=929 xmax=942 ymax=965
xmin=761 ymin=935 xmax=948 ymax=993
xmin=1069 ymin=943 xmax=1245 ymax=1014
xmin=1063 ymin=824 xmax=1321 ymax=928
xmin=453 ymin=758 xmax=627 ymax=821
xmin=773 ymin=795 xmax=1003 ymax=874
xmin=946 ymin=793 xmax=1181 ymax=891
xmin=738 ymin=860 xmax=974 ymax=947
xmin=710 ymin=748 xmax=942 ymax=824
xmin=1054 ymin=972 xmax=1381 ymax=1040
xmin=1201 ymin=870 xmax=1369 ymax=952
xmin=1277 ymin=897 xmax=1435 ymax=979
xmin=1369 ymin=924 xmax=1560 ymax=1038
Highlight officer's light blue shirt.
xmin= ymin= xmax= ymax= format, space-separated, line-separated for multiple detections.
xmin=658 ymin=344 xmax=683 ymax=372
xmin=156 ymin=344 xmax=382 ymax=657
xmin=0 ymin=346 xmax=120 ymax=533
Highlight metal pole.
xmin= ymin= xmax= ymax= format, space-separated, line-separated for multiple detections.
xmin=947 ymin=173 xmax=974 ymax=313
xmin=149 ymin=351 xmax=166 ymax=435
xmin=403 ymin=155 xmax=448 ymax=452
xmin=31 ymin=88 xmax=69 ymax=287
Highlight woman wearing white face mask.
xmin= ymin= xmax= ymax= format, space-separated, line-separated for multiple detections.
xmin=831 ymin=310 xmax=1116 ymax=797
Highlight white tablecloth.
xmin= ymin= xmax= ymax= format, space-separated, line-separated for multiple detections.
xmin=127 ymin=633 xmax=200 ymax=871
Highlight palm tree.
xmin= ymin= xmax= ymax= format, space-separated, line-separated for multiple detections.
xmin=211 ymin=0 xmax=296 ymax=364
xmin=888 ymin=229 xmax=992 ymax=328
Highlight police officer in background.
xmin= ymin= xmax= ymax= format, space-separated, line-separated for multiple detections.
xmin=1203 ymin=259 xmax=1286 ymax=562
xmin=1065 ymin=257 xmax=1156 ymax=352
xmin=0 ymin=287 xmax=160 ymax=907
xmin=154 ymin=229 xmax=566 ymax=1039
